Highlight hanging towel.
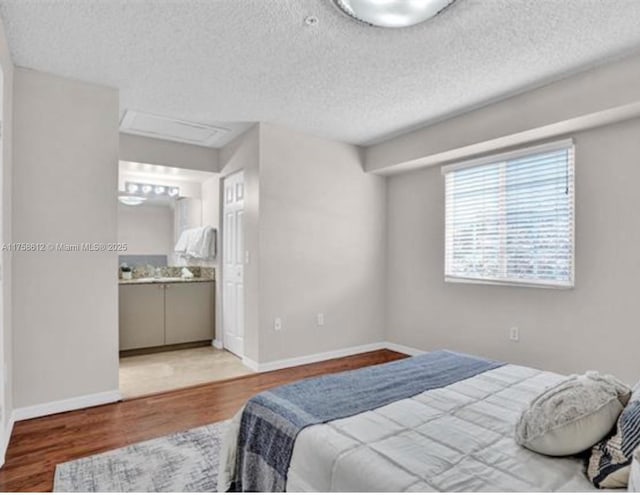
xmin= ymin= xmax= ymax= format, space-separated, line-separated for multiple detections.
xmin=175 ymin=226 xmax=216 ymax=259
xmin=187 ymin=226 xmax=215 ymax=259
xmin=174 ymin=229 xmax=191 ymax=253
xmin=174 ymin=227 xmax=200 ymax=254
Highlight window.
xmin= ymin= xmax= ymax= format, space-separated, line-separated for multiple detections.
xmin=443 ymin=140 xmax=574 ymax=288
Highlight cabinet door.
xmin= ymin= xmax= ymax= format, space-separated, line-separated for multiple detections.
xmin=165 ymin=282 xmax=214 ymax=345
xmin=119 ymin=284 xmax=165 ymax=350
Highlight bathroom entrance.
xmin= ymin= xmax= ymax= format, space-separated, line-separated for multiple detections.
xmin=116 ymin=160 xmax=251 ymax=398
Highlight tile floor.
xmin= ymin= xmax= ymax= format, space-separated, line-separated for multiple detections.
xmin=119 ymin=346 xmax=253 ymax=399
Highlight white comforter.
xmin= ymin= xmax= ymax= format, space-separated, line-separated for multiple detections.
xmin=220 ymin=364 xmax=598 ymax=492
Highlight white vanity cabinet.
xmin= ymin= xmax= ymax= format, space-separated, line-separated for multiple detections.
xmin=119 ymin=281 xmax=214 ymax=351
xmin=165 ymin=282 xmax=215 ymax=345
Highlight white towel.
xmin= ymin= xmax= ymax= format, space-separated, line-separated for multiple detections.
xmin=188 ymin=226 xmax=215 ymax=259
xmin=175 ymin=226 xmax=216 ymax=259
xmin=174 ymin=229 xmax=191 ymax=253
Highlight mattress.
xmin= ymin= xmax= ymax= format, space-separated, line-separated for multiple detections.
xmin=220 ymin=363 xmax=599 ymax=492
xmin=288 ymin=364 xmax=596 ymax=491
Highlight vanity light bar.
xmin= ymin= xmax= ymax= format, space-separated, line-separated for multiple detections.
xmin=125 ymin=181 xmax=180 ymax=198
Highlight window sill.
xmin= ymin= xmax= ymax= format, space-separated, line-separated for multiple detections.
xmin=444 ymin=276 xmax=574 ymax=290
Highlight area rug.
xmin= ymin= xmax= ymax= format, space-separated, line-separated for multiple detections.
xmin=54 ymin=420 xmax=229 ymax=492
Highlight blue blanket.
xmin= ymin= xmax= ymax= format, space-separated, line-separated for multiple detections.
xmin=231 ymin=350 xmax=504 ymax=492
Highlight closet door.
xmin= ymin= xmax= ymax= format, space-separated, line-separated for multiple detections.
xmin=222 ymin=171 xmax=245 ymax=358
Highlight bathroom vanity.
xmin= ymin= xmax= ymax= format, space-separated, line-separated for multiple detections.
xmin=119 ymin=277 xmax=215 ymax=352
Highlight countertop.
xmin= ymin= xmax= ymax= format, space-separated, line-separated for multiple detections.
xmin=119 ymin=277 xmax=215 ymax=285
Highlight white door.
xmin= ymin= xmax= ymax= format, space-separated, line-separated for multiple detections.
xmin=222 ymin=171 xmax=245 ymax=357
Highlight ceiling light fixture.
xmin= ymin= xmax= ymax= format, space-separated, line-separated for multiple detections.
xmin=125 ymin=181 xmax=180 ymax=199
xmin=333 ymin=0 xmax=455 ymax=28
xmin=118 ymin=196 xmax=146 ymax=206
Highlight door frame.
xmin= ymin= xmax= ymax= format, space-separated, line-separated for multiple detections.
xmin=0 ymin=64 xmax=6 ymax=463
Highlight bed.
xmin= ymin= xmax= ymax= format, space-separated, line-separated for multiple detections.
xmin=218 ymin=350 xmax=597 ymax=492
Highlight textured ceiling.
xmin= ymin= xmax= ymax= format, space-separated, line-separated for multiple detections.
xmin=2 ymin=0 xmax=640 ymax=146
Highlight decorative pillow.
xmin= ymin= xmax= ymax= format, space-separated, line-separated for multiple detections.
xmin=588 ymin=386 xmax=640 ymax=488
xmin=515 ymin=372 xmax=631 ymax=457
xmin=629 ymin=447 xmax=640 ymax=492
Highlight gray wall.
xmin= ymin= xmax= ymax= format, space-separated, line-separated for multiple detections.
xmin=218 ymin=125 xmax=261 ymax=361
xmin=258 ymin=123 xmax=386 ymax=362
xmin=201 ymin=176 xmax=220 ymax=232
xmin=216 ymin=123 xmax=387 ymax=364
xmin=120 ymin=133 xmax=219 ymax=173
xmin=200 ymin=175 xmax=220 ymax=272
xmin=13 ymin=69 xmax=119 ymax=408
xmin=386 ymin=118 xmax=640 ymax=384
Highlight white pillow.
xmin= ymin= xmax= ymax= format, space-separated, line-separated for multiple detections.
xmin=515 ymin=372 xmax=631 ymax=456
xmin=629 ymin=447 xmax=640 ymax=492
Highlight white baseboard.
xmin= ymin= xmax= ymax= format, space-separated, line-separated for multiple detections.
xmin=0 ymin=411 xmax=15 ymax=467
xmin=242 ymin=356 xmax=259 ymax=372
xmin=13 ymin=389 xmax=122 ymax=422
xmin=212 ymin=339 xmax=223 ymax=350
xmin=2 ymin=389 xmax=121 ymax=464
xmin=384 ymin=341 xmax=427 ymax=356
xmin=240 ymin=341 xmax=425 ymax=374
xmin=249 ymin=342 xmax=388 ymax=373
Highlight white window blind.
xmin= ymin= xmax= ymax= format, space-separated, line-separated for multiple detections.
xmin=443 ymin=140 xmax=575 ymax=288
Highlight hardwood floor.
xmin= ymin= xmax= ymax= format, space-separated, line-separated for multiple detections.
xmin=0 ymin=349 xmax=406 ymax=492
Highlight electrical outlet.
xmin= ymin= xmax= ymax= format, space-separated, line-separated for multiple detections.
xmin=274 ymin=317 xmax=282 ymax=332
xmin=509 ymin=326 xmax=520 ymax=342
xmin=317 ymin=313 xmax=325 ymax=326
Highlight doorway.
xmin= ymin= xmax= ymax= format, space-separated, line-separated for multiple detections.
xmin=116 ymin=161 xmax=251 ymax=398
